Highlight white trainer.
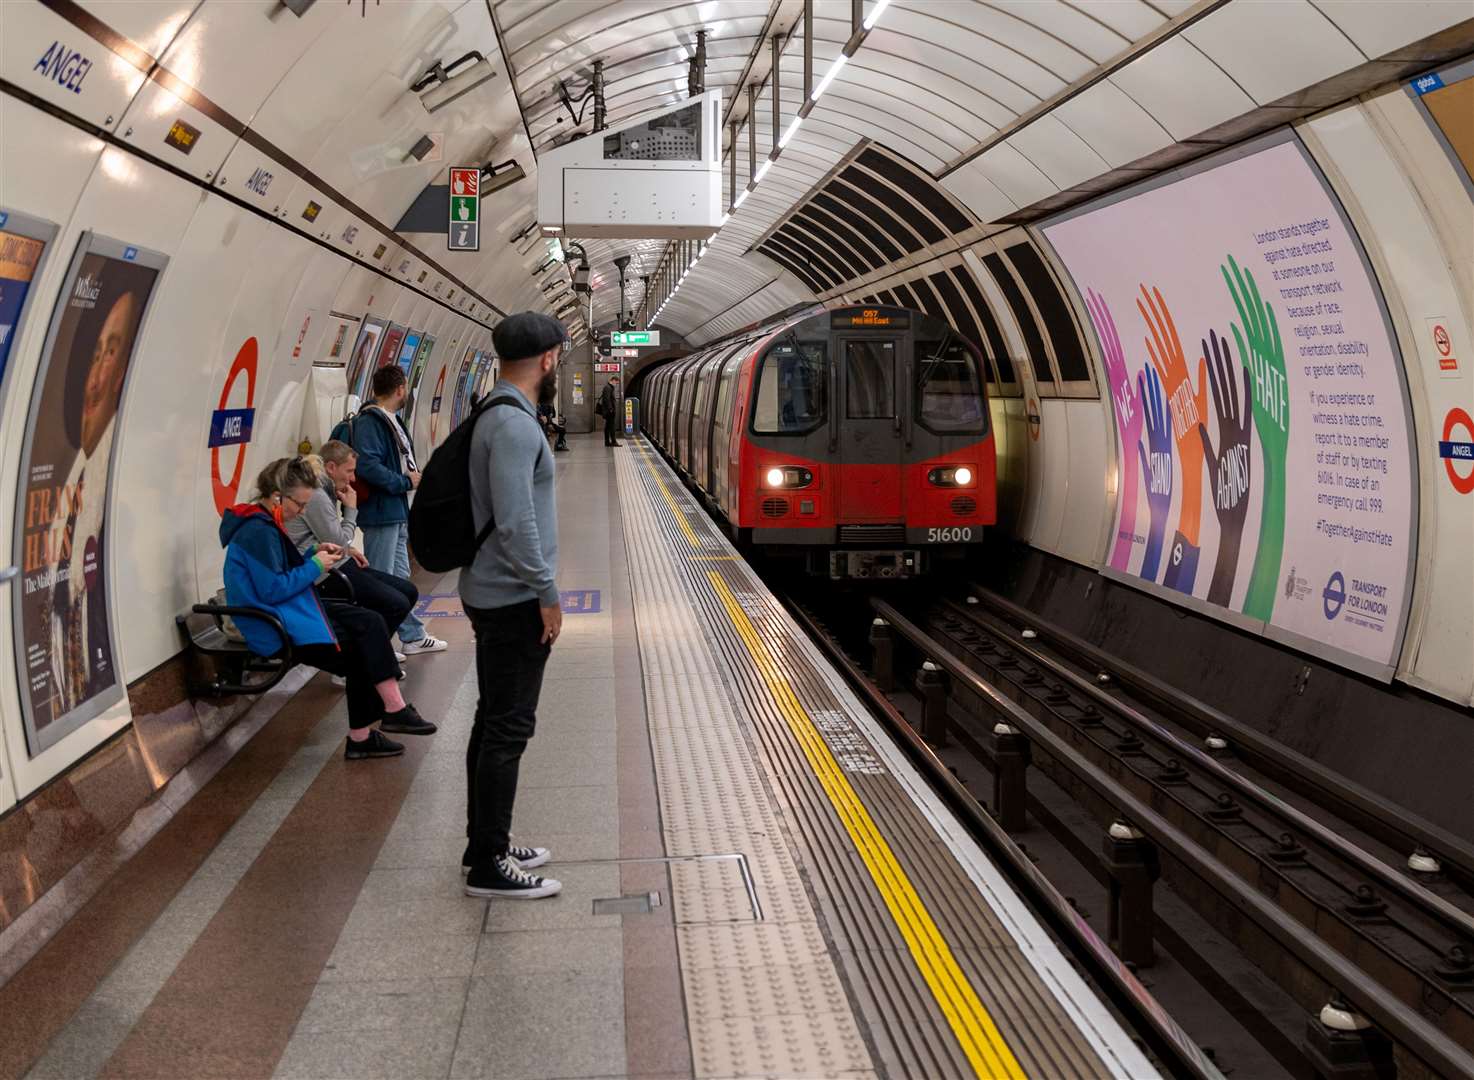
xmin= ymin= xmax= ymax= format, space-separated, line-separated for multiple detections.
xmin=403 ymin=636 xmax=447 ymax=655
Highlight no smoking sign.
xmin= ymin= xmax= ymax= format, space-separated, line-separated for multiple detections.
xmin=1425 ymin=316 xmax=1459 ymax=378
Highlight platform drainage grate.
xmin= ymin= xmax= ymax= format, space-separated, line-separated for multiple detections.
xmin=593 ymin=891 xmax=663 ymax=916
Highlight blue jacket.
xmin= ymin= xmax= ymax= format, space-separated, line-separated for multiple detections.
xmin=219 ymin=505 xmax=335 ymax=656
xmin=349 ymin=407 xmax=412 ymax=526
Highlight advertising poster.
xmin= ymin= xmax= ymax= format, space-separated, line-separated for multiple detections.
xmin=404 ymin=333 xmax=435 ymax=430
xmin=372 ymin=323 xmax=406 ymax=388
xmin=344 ymin=316 xmax=386 ymax=401
xmin=397 ymin=330 xmax=420 ymax=376
xmin=450 ymin=346 xmax=476 ymax=427
xmin=1041 ymin=132 xmax=1415 ymax=675
xmin=0 ymin=215 xmax=51 ymax=399
xmin=12 ymin=234 xmax=165 ymax=752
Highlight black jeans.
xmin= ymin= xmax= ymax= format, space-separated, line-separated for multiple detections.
xmin=318 ymin=562 xmax=417 ymax=631
xmin=464 ymin=599 xmax=550 ymax=861
xmin=293 ymin=599 xmax=401 ymax=731
xmin=603 ymin=412 xmax=621 ymax=444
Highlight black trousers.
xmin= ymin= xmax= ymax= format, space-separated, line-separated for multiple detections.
xmin=464 ymin=598 xmax=550 ymax=860
xmin=603 ymin=411 xmax=621 ymax=444
xmin=318 ymin=562 xmax=417 ymax=630
xmin=293 ymin=600 xmax=401 ymax=731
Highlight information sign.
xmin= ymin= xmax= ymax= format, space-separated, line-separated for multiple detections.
xmin=448 ymin=167 xmax=479 ymax=251
xmin=609 ymin=348 xmax=639 ymax=358
xmin=610 ymin=331 xmax=658 ymax=346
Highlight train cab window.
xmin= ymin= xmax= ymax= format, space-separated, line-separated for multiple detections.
xmin=844 ymin=340 xmax=896 ymax=419
xmin=752 ymin=339 xmax=827 ymax=434
xmin=916 ymin=338 xmax=988 ymax=434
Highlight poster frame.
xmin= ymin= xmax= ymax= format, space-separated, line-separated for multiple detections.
xmin=343 ymin=315 xmax=387 ymax=403
xmin=0 ymin=208 xmax=61 ymax=420
xmin=1405 ymin=54 xmax=1474 ymax=202
xmin=403 ymin=332 xmax=436 ymax=431
xmin=1035 ymin=127 xmax=1420 ymax=682
xmin=10 ymin=231 xmax=170 ymax=755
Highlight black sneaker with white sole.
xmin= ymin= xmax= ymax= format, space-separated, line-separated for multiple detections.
xmin=464 ymin=854 xmax=561 ymax=899
xmin=379 ymin=702 xmax=436 ymax=735
xmin=344 ymin=729 xmax=404 ymax=760
xmin=461 ymin=841 xmax=550 ymax=874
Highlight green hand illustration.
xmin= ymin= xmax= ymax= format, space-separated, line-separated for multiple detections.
xmin=1221 ymin=254 xmax=1289 ymax=622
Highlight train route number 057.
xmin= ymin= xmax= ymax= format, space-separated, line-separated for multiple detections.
xmin=927 ymin=527 xmax=973 ymax=542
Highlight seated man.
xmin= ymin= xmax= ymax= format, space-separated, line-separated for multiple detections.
xmin=537 ymin=401 xmax=569 ymax=452
xmin=285 ymin=440 xmax=418 ymax=676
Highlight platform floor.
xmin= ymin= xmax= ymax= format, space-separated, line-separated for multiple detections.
xmin=0 ymin=433 xmax=1155 ymax=1079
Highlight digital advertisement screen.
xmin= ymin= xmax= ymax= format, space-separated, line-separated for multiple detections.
xmin=1041 ymin=132 xmax=1415 ymax=674
xmin=12 ymin=236 xmax=163 ymax=750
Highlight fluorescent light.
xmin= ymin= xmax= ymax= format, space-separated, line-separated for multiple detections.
xmin=811 ymin=52 xmax=847 ymax=101
xmin=754 ymin=159 xmax=772 ymax=183
xmin=699 ymin=243 xmax=708 ymax=257
xmin=780 ymin=115 xmax=803 ymax=148
xmin=734 ymin=189 xmax=750 ymax=207
xmin=862 ymin=0 xmax=890 ymax=30
xmin=720 ymin=212 xmax=730 ymax=226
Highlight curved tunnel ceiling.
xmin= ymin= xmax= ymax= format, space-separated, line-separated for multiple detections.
xmin=471 ymin=0 xmax=1471 ymax=343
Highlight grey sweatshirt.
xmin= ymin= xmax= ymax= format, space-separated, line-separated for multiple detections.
xmin=459 ymin=382 xmax=559 ymax=610
xmin=286 ymin=477 xmax=358 ymax=581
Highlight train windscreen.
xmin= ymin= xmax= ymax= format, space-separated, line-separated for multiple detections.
xmin=752 ymin=339 xmax=826 ymax=434
xmin=915 ymin=338 xmax=987 ymax=434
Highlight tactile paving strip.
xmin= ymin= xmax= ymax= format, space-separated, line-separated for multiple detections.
xmin=617 ymin=446 xmax=875 ymax=1078
xmin=618 ymin=439 xmax=1154 ymax=1080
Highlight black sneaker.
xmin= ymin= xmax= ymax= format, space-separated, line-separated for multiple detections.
xmin=461 ymin=841 xmax=550 ymax=875
xmin=464 ymin=854 xmax=562 ymax=899
xmin=380 ymin=703 xmax=436 ymax=735
xmin=345 ymin=729 xmax=404 ymax=760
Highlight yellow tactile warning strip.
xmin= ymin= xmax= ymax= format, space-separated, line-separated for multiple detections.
xmin=621 ymin=437 xmax=1140 ymax=1080
xmin=709 ymin=569 xmax=1027 ymax=1079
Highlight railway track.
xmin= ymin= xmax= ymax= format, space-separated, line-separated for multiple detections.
xmin=783 ymin=582 xmax=1474 ymax=1080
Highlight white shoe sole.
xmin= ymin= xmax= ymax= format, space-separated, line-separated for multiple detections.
xmin=464 ymin=879 xmax=562 ymax=899
xmin=403 ymin=642 xmax=447 ymax=655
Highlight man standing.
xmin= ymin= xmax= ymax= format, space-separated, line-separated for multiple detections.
xmin=352 ymin=365 xmax=446 ymax=656
xmin=461 ymin=313 xmax=565 ymax=900
xmin=598 ymin=376 xmax=622 ymax=447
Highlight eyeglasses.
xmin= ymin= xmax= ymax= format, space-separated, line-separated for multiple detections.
xmin=282 ymin=493 xmax=308 ymax=512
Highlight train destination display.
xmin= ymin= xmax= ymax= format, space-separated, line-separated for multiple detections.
xmin=1042 ymin=133 xmax=1415 ymax=675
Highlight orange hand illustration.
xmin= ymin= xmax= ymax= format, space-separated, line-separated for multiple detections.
xmin=1137 ymin=284 xmax=1208 ymax=547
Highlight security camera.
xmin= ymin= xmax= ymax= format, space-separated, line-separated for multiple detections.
xmin=572 ymin=262 xmax=591 ymax=292
xmin=480 ymin=160 xmax=526 ymax=195
xmin=413 ymin=52 xmax=498 ymax=114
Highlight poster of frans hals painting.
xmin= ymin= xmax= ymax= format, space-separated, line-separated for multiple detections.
xmin=12 ymin=234 xmax=164 ymax=754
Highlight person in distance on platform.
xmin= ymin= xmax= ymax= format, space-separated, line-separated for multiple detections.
xmin=597 ymin=375 xmax=623 ymax=447
xmin=352 ymin=365 xmax=448 ymax=657
xmin=285 ymin=441 xmax=419 ymax=679
xmin=220 ymin=457 xmax=437 ymax=760
xmin=460 ymin=312 xmax=566 ymax=900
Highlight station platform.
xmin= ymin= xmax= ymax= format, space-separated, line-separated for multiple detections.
xmin=0 ymin=433 xmax=1155 ymax=1080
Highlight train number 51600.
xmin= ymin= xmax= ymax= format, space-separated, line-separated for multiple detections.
xmin=927 ymin=527 xmax=973 ymax=543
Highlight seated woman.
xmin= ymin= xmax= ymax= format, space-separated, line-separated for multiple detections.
xmin=219 ymin=457 xmax=437 ymax=760
xmin=285 ymin=441 xmax=418 ymax=662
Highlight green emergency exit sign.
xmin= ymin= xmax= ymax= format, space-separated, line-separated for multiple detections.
xmin=610 ymin=331 xmax=659 ymax=346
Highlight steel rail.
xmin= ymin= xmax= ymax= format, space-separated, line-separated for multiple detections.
xmin=872 ymin=598 xmax=1474 ymax=1080
xmin=971 ymin=586 xmax=1474 ymax=887
xmin=938 ymin=597 xmax=1474 ymax=944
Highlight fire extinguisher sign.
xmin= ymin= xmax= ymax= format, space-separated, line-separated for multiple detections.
xmin=448 ymin=167 xmax=479 ymax=252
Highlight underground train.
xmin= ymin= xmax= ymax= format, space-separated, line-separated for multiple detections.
xmin=643 ymin=305 xmax=995 ymax=578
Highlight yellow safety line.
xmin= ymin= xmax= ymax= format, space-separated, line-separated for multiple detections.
xmin=709 ymin=570 xmax=1028 ymax=1080
xmin=633 ymin=440 xmax=702 ymax=549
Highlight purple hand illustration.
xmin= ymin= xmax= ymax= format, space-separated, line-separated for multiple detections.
xmin=1086 ymin=288 xmax=1142 ymax=571
xmin=1197 ymin=329 xmax=1254 ymax=608
xmin=1136 ymin=365 xmax=1173 ymax=583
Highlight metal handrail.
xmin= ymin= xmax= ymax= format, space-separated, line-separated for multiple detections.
xmin=873 ymin=598 xmax=1474 ymax=1080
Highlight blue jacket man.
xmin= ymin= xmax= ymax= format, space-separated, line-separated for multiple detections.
xmin=350 ymin=365 xmax=446 ymax=654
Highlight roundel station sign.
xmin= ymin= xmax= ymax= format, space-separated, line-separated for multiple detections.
xmin=211 ymin=338 xmax=258 ymax=514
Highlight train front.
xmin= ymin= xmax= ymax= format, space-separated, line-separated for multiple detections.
xmin=742 ymin=306 xmax=996 ymax=578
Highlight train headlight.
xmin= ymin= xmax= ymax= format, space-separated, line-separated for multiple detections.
xmin=928 ymin=465 xmax=976 ymax=487
xmin=764 ymin=466 xmax=813 ymax=488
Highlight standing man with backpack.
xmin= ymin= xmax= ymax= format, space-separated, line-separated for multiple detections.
xmin=454 ymin=313 xmax=566 ymax=899
xmin=350 ymin=366 xmax=447 ymax=656
xmin=597 ymin=375 xmax=622 ymax=447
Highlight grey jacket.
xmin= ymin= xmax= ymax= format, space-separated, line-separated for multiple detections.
xmin=286 ymin=477 xmax=358 ymax=581
xmin=459 ymin=382 xmax=559 ymax=610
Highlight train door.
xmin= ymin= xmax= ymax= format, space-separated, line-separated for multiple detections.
xmin=836 ymin=335 xmax=905 ymax=522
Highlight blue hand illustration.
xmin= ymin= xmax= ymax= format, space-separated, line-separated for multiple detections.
xmin=1136 ymin=365 xmax=1174 ymax=583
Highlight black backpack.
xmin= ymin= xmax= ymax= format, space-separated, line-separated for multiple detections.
xmin=407 ymin=397 xmax=516 ymax=572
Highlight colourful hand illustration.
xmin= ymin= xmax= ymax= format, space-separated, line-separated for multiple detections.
xmin=1086 ymin=288 xmax=1142 ymax=571
xmin=1196 ymin=329 xmax=1254 ymax=608
xmin=1136 ymin=365 xmax=1173 ymax=584
xmin=1222 ymin=254 xmax=1289 ymax=622
xmin=1138 ymin=284 xmax=1208 ymax=594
